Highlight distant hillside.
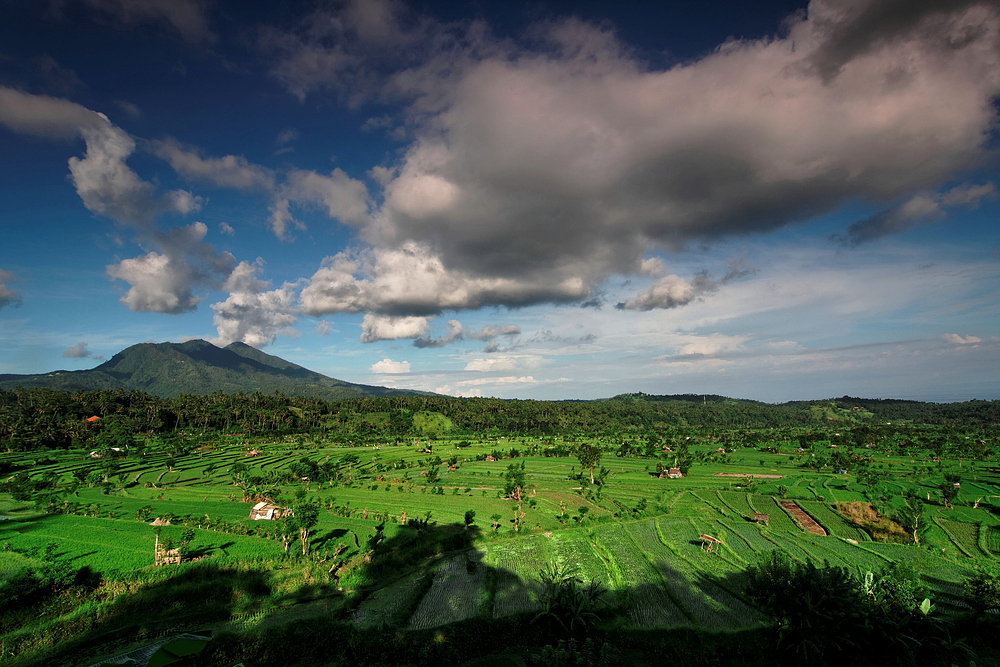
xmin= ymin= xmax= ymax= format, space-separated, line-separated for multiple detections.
xmin=608 ymin=392 xmax=1000 ymax=426
xmin=0 ymin=340 xmax=428 ymax=400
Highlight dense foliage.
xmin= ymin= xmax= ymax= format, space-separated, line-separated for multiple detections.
xmin=3 ymin=386 xmax=1000 ymax=452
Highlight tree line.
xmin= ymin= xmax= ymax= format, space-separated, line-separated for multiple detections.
xmin=2 ymin=386 xmax=999 ymax=452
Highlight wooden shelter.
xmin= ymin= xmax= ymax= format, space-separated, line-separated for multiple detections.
xmin=154 ymin=535 xmax=181 ymax=566
xmin=699 ymin=534 xmax=722 ymax=554
xmin=753 ymin=512 xmax=769 ymax=525
xmin=248 ymin=502 xmax=291 ymax=521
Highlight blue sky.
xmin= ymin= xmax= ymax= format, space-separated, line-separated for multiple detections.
xmin=1 ymin=0 xmax=998 ymax=402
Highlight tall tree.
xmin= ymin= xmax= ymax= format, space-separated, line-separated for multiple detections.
xmin=503 ymin=462 xmax=527 ymax=501
xmin=939 ymin=473 xmax=960 ymax=509
xmin=293 ymin=502 xmax=319 ymax=556
xmin=576 ymin=444 xmax=602 ymax=485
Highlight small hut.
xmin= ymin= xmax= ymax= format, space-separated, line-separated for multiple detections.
xmin=666 ymin=467 xmax=683 ymax=479
xmin=154 ymin=536 xmax=181 ymax=565
xmin=699 ymin=534 xmax=722 ymax=554
xmin=753 ymin=512 xmax=770 ymax=525
xmin=248 ymin=502 xmax=291 ymax=521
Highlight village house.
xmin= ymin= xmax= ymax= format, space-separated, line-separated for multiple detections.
xmin=248 ymin=502 xmax=291 ymax=521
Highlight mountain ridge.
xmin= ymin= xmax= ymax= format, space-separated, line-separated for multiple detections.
xmin=0 ymin=340 xmax=429 ymax=399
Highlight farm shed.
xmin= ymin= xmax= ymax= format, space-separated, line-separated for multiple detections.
xmin=655 ymin=464 xmax=683 ymax=479
xmin=248 ymin=502 xmax=291 ymax=521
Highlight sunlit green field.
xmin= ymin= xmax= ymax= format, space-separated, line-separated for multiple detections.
xmin=3 ymin=429 xmax=998 ymax=640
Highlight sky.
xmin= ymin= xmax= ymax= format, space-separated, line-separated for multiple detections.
xmin=1 ymin=0 xmax=999 ymax=403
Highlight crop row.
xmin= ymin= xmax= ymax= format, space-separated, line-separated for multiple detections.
xmin=716 ymin=491 xmax=755 ymax=520
xmin=407 ymin=554 xmax=487 ymax=629
xmin=986 ymin=526 xmax=1000 ymax=555
xmin=935 ymin=518 xmax=985 ymax=558
xmin=546 ymin=530 xmax=606 ymax=585
xmin=352 ymin=571 xmax=429 ymax=629
xmin=484 ymin=537 xmax=548 ymax=617
xmin=747 ymin=496 xmax=799 ymax=533
xmin=625 ymin=521 xmax=755 ymax=630
xmin=591 ymin=524 xmax=691 ymax=628
xmin=684 ymin=491 xmax=729 ymax=519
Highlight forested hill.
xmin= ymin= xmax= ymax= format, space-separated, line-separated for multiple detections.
xmin=611 ymin=393 xmax=1000 ymax=427
xmin=0 ymin=340 xmax=427 ymax=400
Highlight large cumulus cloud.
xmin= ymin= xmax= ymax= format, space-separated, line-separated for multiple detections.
xmin=281 ymin=0 xmax=1000 ymax=323
xmin=210 ymin=260 xmax=298 ymax=347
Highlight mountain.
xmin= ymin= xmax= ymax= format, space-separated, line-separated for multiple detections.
xmin=0 ymin=340 xmax=429 ymax=399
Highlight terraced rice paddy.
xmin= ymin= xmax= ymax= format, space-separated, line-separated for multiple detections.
xmin=2 ymin=431 xmax=999 ymax=635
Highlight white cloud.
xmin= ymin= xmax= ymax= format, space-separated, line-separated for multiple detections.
xmin=315 ymin=320 xmax=332 ymax=336
xmin=107 ymin=222 xmax=235 ymax=314
xmin=674 ymin=334 xmax=749 ymax=357
xmin=359 ymin=313 xmax=431 ymax=343
xmin=0 ymin=89 xmax=202 ymax=231
xmin=617 ymin=256 xmax=756 ymax=311
xmin=210 ymin=259 xmax=298 ymax=348
xmin=267 ymin=199 xmax=300 ymax=241
xmin=300 ymin=242 xmax=590 ymax=317
xmin=219 ymin=222 xmax=235 ymax=236
xmin=107 ymin=250 xmax=200 ymax=314
xmin=433 ymin=384 xmax=484 ymax=398
xmin=0 ymin=86 xmax=104 ymax=139
xmin=456 ymin=376 xmax=537 ymax=386
xmin=282 ymin=168 xmax=371 ymax=227
xmin=943 ymin=333 xmax=982 ymax=345
xmin=371 ymin=358 xmax=411 ymax=373
xmin=616 ymin=275 xmax=697 ymax=311
xmin=413 ymin=319 xmax=521 ymax=348
xmin=63 ymin=342 xmax=92 ymax=358
xmin=151 ymin=138 xmax=275 ymax=191
xmin=69 ymin=122 xmax=201 ymax=226
xmin=0 ymin=269 xmax=22 ymax=309
xmin=464 ymin=358 xmax=516 ymax=372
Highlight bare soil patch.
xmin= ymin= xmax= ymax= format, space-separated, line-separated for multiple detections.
xmin=779 ymin=500 xmax=827 ymax=536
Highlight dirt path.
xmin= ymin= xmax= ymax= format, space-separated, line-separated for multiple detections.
xmin=778 ymin=500 xmax=827 ymax=536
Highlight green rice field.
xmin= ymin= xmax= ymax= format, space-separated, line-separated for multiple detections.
xmin=3 ymin=430 xmax=996 ymax=639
